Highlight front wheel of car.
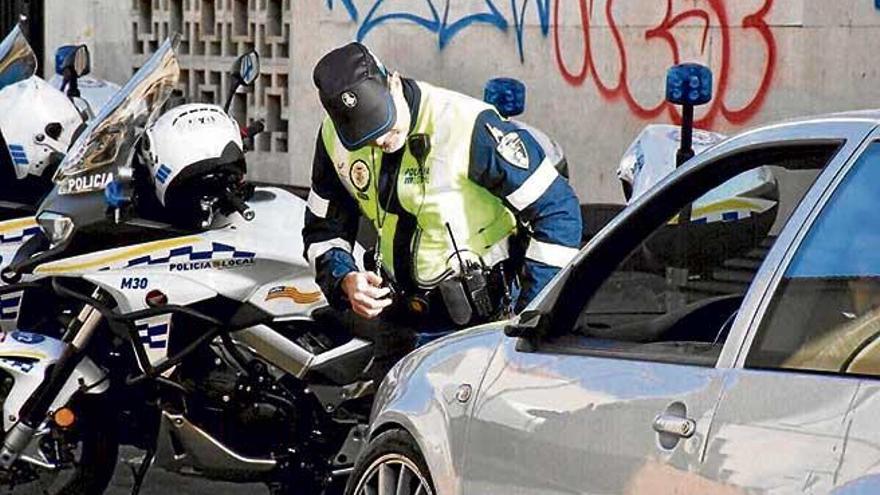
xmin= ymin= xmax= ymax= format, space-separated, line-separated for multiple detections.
xmin=346 ymin=429 xmax=435 ymax=495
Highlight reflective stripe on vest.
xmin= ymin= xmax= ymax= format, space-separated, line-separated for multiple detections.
xmin=321 ymin=82 xmax=517 ymax=288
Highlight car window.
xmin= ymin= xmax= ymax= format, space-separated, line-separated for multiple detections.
xmin=747 ymin=141 xmax=880 ymax=376
xmin=556 ymin=146 xmax=837 ymax=366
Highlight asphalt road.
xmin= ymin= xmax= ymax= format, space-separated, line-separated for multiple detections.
xmin=106 ymin=449 xmax=269 ymax=495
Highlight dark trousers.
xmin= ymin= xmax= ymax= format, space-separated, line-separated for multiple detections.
xmin=313 ymin=307 xmax=443 ymax=380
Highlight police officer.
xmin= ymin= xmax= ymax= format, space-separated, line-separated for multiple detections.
xmin=304 ymin=43 xmax=582 ymax=376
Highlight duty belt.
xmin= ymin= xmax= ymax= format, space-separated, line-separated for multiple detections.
xmin=389 ymin=262 xmax=512 ymax=328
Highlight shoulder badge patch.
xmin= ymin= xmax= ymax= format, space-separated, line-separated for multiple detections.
xmin=486 ymin=124 xmax=530 ymax=170
xmin=349 ymin=160 xmax=371 ymax=192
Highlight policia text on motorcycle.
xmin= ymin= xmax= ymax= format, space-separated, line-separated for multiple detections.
xmin=303 ymin=43 xmax=582 ymax=374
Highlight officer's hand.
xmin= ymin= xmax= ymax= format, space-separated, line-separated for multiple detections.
xmin=342 ymin=271 xmax=392 ymax=319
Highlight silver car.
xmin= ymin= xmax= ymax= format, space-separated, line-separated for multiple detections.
xmin=347 ymin=112 xmax=880 ymax=495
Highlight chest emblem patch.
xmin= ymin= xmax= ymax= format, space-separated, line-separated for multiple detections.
xmin=486 ymin=123 xmax=530 ymax=170
xmin=403 ymin=164 xmax=430 ymax=185
xmin=349 ymin=159 xmax=371 ymax=192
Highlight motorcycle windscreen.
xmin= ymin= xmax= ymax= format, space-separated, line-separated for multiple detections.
xmin=0 ymin=25 xmax=38 ymax=176
xmin=0 ymin=24 xmax=37 ymax=90
xmin=52 ymin=34 xmax=180 ymax=195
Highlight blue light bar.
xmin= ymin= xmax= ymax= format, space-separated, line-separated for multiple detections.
xmin=666 ymin=63 xmax=713 ymax=106
xmin=484 ymin=78 xmax=526 ymax=118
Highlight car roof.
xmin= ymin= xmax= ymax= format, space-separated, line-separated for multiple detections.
xmin=788 ymin=109 xmax=880 ymax=124
xmin=686 ymin=110 xmax=879 ymax=170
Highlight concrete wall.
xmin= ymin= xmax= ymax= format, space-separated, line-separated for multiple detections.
xmin=43 ymin=0 xmax=132 ymax=85
xmin=44 ymin=0 xmax=880 ymax=204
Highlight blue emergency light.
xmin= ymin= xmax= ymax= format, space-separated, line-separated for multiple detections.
xmin=484 ymin=78 xmax=526 ymax=118
xmin=665 ymin=63 xmax=714 ymax=167
xmin=666 ymin=63 xmax=713 ymax=106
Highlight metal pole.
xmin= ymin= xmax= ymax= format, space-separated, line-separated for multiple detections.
xmin=676 ymin=104 xmax=695 ymax=167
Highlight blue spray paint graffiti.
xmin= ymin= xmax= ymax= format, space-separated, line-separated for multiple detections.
xmin=327 ymin=0 xmax=360 ymax=21
xmin=326 ymin=0 xmax=552 ymax=62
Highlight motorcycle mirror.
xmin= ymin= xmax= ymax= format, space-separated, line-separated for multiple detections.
xmin=56 ymin=44 xmax=91 ymax=78
xmin=484 ymin=78 xmax=526 ymax=118
xmin=224 ymin=51 xmax=260 ymax=113
xmin=665 ymin=63 xmax=712 ymax=167
xmin=235 ymin=51 xmax=260 ymax=87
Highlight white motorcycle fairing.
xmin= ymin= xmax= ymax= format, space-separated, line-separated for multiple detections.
xmin=0 ymin=217 xmax=41 ymax=333
xmin=30 ymin=188 xmax=364 ymax=372
xmin=0 ymin=330 xmax=107 ymax=431
xmin=616 ymin=124 xmax=778 ymax=222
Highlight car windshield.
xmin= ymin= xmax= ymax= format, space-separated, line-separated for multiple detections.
xmin=0 ymin=24 xmax=37 ymax=90
xmin=53 ymin=35 xmax=179 ymax=187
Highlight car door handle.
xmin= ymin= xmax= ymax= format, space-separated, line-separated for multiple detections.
xmin=652 ymin=413 xmax=696 ymax=439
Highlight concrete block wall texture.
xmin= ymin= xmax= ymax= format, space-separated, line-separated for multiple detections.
xmin=42 ymin=0 xmax=880 ymax=203
xmin=129 ymin=0 xmax=292 ymax=181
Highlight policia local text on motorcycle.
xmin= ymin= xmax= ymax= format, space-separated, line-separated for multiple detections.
xmin=304 ymin=43 xmax=583 ymax=375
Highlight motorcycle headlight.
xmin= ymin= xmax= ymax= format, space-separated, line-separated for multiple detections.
xmin=36 ymin=211 xmax=74 ymax=246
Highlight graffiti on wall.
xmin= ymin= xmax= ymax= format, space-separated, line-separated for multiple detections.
xmin=327 ymin=0 xmax=778 ymax=127
xmin=326 ymin=0 xmax=549 ymax=62
xmin=555 ymin=0 xmax=777 ymax=127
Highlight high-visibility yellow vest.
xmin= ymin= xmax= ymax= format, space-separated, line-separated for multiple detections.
xmin=321 ymin=81 xmax=516 ymax=288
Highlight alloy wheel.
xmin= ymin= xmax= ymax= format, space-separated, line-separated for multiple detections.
xmin=353 ymin=453 xmax=434 ymax=495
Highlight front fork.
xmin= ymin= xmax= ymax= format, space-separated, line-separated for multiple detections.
xmin=0 ymin=290 xmax=107 ymax=468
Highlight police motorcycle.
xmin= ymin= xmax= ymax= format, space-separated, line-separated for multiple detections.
xmin=0 ymin=23 xmax=116 ymax=217
xmin=0 ymin=26 xmax=106 ymax=341
xmin=615 ymin=66 xmax=779 ymax=272
xmin=0 ymin=34 xmax=418 ymax=495
xmin=0 ymin=25 xmax=120 ymax=332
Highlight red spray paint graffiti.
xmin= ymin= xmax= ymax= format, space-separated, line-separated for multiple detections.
xmin=553 ymin=0 xmax=777 ymax=127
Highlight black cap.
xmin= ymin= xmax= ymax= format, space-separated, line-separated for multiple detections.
xmin=313 ymin=43 xmax=395 ymax=151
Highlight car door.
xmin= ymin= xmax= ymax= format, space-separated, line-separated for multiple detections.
xmin=459 ymin=126 xmax=864 ymax=494
xmin=704 ymin=133 xmax=880 ymax=494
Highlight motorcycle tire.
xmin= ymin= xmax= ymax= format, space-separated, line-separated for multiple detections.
xmin=0 ymin=371 xmax=119 ymax=495
xmin=345 ymin=429 xmax=435 ymax=495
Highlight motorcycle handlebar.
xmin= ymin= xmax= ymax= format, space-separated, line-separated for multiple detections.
xmin=224 ymin=190 xmax=255 ymax=221
xmin=2 ymin=240 xmax=66 ymax=284
xmin=242 ymin=120 xmax=265 ymax=139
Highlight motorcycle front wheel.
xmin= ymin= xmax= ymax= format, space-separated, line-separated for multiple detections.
xmin=0 ymin=370 xmax=119 ymax=494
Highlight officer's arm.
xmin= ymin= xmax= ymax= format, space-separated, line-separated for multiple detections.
xmin=470 ymin=110 xmax=583 ymax=312
xmin=302 ymin=130 xmax=360 ymax=309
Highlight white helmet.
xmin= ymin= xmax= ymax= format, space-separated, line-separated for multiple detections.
xmin=0 ymin=76 xmax=83 ymax=179
xmin=140 ymin=103 xmax=245 ymax=211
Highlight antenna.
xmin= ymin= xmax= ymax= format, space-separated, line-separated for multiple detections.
xmin=446 ymin=222 xmax=467 ymax=273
